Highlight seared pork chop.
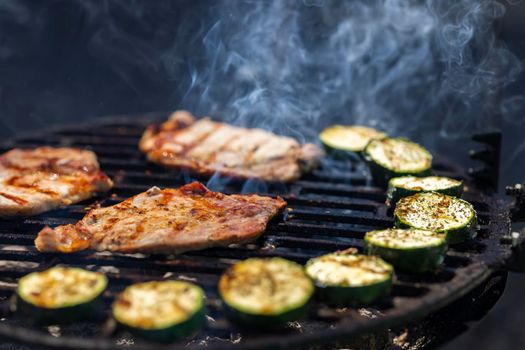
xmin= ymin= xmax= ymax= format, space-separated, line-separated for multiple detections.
xmin=0 ymin=147 xmax=113 ymax=217
xmin=139 ymin=111 xmax=323 ymax=182
xmin=35 ymin=182 xmax=286 ymax=254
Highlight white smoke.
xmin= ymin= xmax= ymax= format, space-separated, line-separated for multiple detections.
xmin=178 ymin=0 xmax=523 ymax=146
xmin=0 ymin=0 xmax=522 ymax=158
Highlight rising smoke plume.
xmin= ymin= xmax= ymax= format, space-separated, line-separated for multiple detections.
xmin=178 ymin=0 xmax=523 ymax=146
xmin=0 ymin=0 xmax=522 ymax=149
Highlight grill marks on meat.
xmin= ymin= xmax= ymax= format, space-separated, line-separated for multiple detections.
xmin=35 ymin=182 xmax=287 ymax=255
xmin=139 ymin=111 xmax=324 ymax=182
xmin=0 ymin=147 xmax=113 ymax=217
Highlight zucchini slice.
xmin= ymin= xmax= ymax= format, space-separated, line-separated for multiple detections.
xmin=394 ymin=192 xmax=477 ymax=245
xmin=218 ymin=257 xmax=314 ymax=328
xmin=364 ymin=228 xmax=448 ymax=273
xmin=319 ymin=125 xmax=386 ymax=153
xmin=305 ymin=249 xmax=393 ymax=306
xmin=364 ymin=138 xmax=432 ymax=187
xmin=112 ymin=281 xmax=206 ymax=342
xmin=387 ymin=176 xmax=463 ymax=206
xmin=15 ymin=266 xmax=107 ymax=324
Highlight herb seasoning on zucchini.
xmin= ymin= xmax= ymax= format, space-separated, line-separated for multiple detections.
xmin=112 ymin=280 xmax=206 ymax=342
xmin=387 ymin=176 xmax=463 ymax=206
xmin=14 ymin=266 xmax=107 ymax=324
xmin=364 ymin=137 xmax=432 ymax=187
xmin=319 ymin=125 xmax=386 ymax=154
xmin=305 ymin=248 xmax=393 ymax=307
xmin=218 ymin=257 xmax=314 ymax=328
xmin=364 ymin=228 xmax=448 ymax=273
xmin=394 ymin=192 xmax=477 ymax=245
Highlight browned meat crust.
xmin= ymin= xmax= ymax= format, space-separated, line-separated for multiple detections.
xmin=0 ymin=147 xmax=113 ymax=217
xmin=139 ymin=111 xmax=323 ymax=182
xmin=35 ymin=182 xmax=286 ymax=255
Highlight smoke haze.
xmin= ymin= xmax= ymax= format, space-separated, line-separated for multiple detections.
xmin=0 ymin=0 xmax=523 ymax=160
xmin=178 ymin=0 xmax=522 ymax=145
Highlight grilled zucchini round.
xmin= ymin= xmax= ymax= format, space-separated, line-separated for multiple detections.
xmin=319 ymin=125 xmax=386 ymax=155
xmin=218 ymin=257 xmax=314 ymax=328
xmin=14 ymin=266 xmax=107 ymax=324
xmin=394 ymin=192 xmax=477 ymax=245
xmin=364 ymin=138 xmax=432 ymax=187
xmin=364 ymin=228 xmax=448 ymax=273
xmin=387 ymin=176 xmax=463 ymax=206
xmin=305 ymin=249 xmax=393 ymax=307
xmin=112 ymin=281 xmax=206 ymax=342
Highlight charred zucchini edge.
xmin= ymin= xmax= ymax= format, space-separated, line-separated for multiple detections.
xmin=112 ymin=280 xmax=206 ymax=342
xmin=319 ymin=125 xmax=387 ymax=154
xmin=364 ymin=228 xmax=448 ymax=273
xmin=364 ymin=138 xmax=433 ymax=187
xmin=15 ymin=266 xmax=107 ymax=324
xmin=394 ymin=192 xmax=478 ymax=245
xmin=305 ymin=251 xmax=393 ymax=306
xmin=219 ymin=257 xmax=314 ymax=328
xmin=387 ymin=176 xmax=463 ymax=206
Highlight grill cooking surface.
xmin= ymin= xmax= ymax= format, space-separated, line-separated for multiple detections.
xmin=0 ymin=115 xmax=513 ymax=349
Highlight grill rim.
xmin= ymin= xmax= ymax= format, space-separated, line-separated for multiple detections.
xmin=0 ymin=113 xmax=514 ymax=349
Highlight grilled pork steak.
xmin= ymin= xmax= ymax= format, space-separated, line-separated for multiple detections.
xmin=139 ymin=111 xmax=324 ymax=182
xmin=35 ymin=182 xmax=286 ymax=254
xmin=0 ymin=147 xmax=113 ymax=217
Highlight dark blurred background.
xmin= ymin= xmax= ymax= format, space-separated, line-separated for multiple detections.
xmin=0 ymin=0 xmax=524 ymax=349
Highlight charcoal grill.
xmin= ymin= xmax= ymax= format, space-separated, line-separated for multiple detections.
xmin=0 ymin=113 xmax=520 ymax=349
